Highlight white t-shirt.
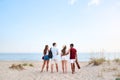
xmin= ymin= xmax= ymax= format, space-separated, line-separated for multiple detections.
xmin=51 ymin=46 xmax=59 ymax=59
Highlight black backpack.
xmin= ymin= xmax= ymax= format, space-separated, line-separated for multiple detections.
xmin=48 ymin=48 xmax=53 ymax=58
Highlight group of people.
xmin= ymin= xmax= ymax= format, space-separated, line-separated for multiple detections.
xmin=40 ymin=42 xmax=79 ymax=74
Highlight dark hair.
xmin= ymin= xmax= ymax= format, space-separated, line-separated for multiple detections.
xmin=70 ymin=43 xmax=74 ymax=47
xmin=53 ymin=42 xmax=56 ymax=46
xmin=43 ymin=45 xmax=49 ymax=55
xmin=61 ymin=45 xmax=66 ymax=55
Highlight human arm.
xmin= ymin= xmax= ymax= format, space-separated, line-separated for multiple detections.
xmin=66 ymin=49 xmax=70 ymax=55
xmin=57 ymin=48 xmax=59 ymax=55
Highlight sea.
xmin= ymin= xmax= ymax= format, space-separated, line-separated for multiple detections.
xmin=0 ymin=53 xmax=120 ymax=61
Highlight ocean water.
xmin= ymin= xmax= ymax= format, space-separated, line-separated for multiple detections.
xmin=0 ymin=53 xmax=120 ymax=61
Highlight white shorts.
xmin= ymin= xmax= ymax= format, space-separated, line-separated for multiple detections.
xmin=50 ymin=58 xmax=58 ymax=64
xmin=61 ymin=56 xmax=67 ymax=60
xmin=70 ymin=59 xmax=76 ymax=63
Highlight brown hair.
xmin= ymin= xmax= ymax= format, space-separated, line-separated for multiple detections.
xmin=43 ymin=45 xmax=49 ymax=55
xmin=70 ymin=43 xmax=74 ymax=47
xmin=61 ymin=45 xmax=66 ymax=55
xmin=53 ymin=42 xmax=56 ymax=46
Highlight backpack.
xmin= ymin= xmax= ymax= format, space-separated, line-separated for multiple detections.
xmin=48 ymin=48 xmax=53 ymax=58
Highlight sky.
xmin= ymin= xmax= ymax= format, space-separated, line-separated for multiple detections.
xmin=0 ymin=0 xmax=120 ymax=53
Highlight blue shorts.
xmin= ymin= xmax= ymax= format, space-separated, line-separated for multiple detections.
xmin=44 ymin=55 xmax=49 ymax=60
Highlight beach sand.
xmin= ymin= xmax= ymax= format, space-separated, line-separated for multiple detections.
xmin=0 ymin=61 xmax=120 ymax=80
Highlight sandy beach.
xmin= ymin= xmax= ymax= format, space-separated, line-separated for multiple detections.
xmin=0 ymin=61 xmax=120 ymax=80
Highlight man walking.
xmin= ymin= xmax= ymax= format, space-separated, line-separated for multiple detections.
xmin=51 ymin=42 xmax=59 ymax=73
xmin=67 ymin=43 xmax=77 ymax=74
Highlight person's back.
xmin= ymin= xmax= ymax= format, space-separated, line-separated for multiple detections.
xmin=68 ymin=43 xmax=77 ymax=74
xmin=51 ymin=42 xmax=59 ymax=73
xmin=70 ymin=47 xmax=76 ymax=59
xmin=41 ymin=45 xmax=50 ymax=72
xmin=61 ymin=45 xmax=68 ymax=73
xmin=51 ymin=46 xmax=58 ymax=59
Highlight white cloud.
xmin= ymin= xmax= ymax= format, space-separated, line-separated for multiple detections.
xmin=88 ymin=0 xmax=101 ymax=6
xmin=68 ymin=0 xmax=77 ymax=5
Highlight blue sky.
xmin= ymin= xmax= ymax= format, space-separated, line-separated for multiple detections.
xmin=0 ymin=0 xmax=120 ymax=53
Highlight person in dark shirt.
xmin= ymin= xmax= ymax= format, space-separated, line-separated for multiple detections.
xmin=67 ymin=43 xmax=77 ymax=74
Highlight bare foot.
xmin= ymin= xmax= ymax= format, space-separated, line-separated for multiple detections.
xmin=51 ymin=71 xmax=53 ymax=73
xmin=40 ymin=70 xmax=43 ymax=72
xmin=72 ymin=71 xmax=75 ymax=74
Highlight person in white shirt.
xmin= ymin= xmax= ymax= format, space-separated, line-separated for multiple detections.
xmin=51 ymin=42 xmax=59 ymax=73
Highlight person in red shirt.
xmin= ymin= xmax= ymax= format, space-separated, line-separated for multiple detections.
xmin=67 ymin=43 xmax=77 ymax=74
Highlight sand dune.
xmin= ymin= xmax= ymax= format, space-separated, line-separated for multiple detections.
xmin=0 ymin=61 xmax=120 ymax=80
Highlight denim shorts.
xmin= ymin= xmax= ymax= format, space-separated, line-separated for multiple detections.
xmin=44 ymin=55 xmax=49 ymax=60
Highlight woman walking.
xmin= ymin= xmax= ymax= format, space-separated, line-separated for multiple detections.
xmin=61 ymin=45 xmax=68 ymax=73
xmin=41 ymin=45 xmax=50 ymax=72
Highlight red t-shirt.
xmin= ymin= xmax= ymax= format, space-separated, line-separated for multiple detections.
xmin=70 ymin=48 xmax=77 ymax=59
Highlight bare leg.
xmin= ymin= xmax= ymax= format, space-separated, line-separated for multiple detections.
xmin=51 ymin=64 xmax=53 ymax=73
xmin=71 ymin=63 xmax=75 ymax=74
xmin=41 ymin=60 xmax=46 ymax=72
xmin=73 ymin=63 xmax=75 ymax=74
xmin=62 ymin=60 xmax=64 ymax=73
xmin=46 ymin=60 xmax=49 ymax=72
xmin=71 ymin=63 xmax=73 ymax=74
xmin=56 ymin=63 xmax=58 ymax=72
xmin=65 ymin=60 xmax=67 ymax=73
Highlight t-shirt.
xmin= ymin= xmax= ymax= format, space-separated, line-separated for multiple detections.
xmin=51 ymin=46 xmax=59 ymax=59
xmin=70 ymin=48 xmax=77 ymax=59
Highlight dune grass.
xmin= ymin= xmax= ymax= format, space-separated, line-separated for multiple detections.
xmin=102 ymin=67 xmax=118 ymax=72
xmin=9 ymin=64 xmax=24 ymax=70
xmin=89 ymin=57 xmax=106 ymax=66
xmin=29 ymin=63 xmax=34 ymax=67
xmin=113 ymin=58 xmax=120 ymax=64
xmin=116 ymin=78 xmax=120 ymax=80
xmin=22 ymin=63 xmax=28 ymax=66
xmin=9 ymin=63 xmax=34 ymax=70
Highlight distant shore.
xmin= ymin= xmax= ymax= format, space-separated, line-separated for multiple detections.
xmin=0 ymin=52 xmax=120 ymax=61
xmin=0 ymin=60 xmax=120 ymax=80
